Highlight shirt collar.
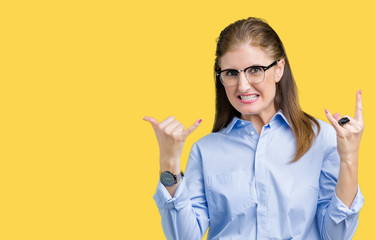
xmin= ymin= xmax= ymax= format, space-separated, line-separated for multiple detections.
xmin=221 ymin=109 xmax=291 ymax=134
xmin=272 ymin=109 xmax=291 ymax=128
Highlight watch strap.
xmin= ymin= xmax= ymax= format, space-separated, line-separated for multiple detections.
xmin=175 ymin=171 xmax=184 ymax=182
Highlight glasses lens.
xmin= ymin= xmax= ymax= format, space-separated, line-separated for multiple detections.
xmin=245 ymin=67 xmax=265 ymax=83
xmin=220 ymin=70 xmax=238 ymax=86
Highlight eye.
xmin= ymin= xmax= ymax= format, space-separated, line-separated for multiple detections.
xmin=247 ymin=67 xmax=263 ymax=74
xmin=224 ymin=70 xmax=239 ymax=77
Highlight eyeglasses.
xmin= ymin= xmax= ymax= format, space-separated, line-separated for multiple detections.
xmin=216 ymin=60 xmax=279 ymax=87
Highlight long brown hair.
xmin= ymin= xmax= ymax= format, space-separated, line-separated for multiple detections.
xmin=213 ymin=17 xmax=320 ymax=162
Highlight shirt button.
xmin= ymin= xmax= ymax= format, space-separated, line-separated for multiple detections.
xmin=241 ymin=122 xmax=246 ymax=125
xmin=250 ymin=131 xmax=255 ymax=135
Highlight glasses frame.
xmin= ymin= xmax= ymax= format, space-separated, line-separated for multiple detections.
xmin=216 ymin=60 xmax=279 ymax=86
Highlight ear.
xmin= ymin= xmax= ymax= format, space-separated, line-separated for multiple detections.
xmin=274 ymin=58 xmax=285 ymax=83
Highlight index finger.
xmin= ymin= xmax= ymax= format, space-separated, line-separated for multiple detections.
xmin=354 ymin=90 xmax=363 ymax=122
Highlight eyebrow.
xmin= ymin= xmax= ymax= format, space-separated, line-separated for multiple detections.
xmin=221 ymin=64 xmax=265 ymax=70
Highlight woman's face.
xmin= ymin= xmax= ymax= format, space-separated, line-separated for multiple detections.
xmin=219 ymin=44 xmax=285 ymax=122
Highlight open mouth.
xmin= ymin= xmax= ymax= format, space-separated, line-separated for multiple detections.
xmin=238 ymin=95 xmax=259 ymax=101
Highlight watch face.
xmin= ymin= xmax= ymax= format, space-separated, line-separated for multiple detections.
xmin=160 ymin=171 xmax=176 ymax=186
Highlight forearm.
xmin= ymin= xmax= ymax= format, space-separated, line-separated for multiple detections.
xmin=159 ymin=204 xmax=206 ymax=240
xmin=336 ymin=155 xmax=358 ymax=208
xmin=154 ymin=180 xmax=209 ymax=240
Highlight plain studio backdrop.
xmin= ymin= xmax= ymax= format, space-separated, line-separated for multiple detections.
xmin=0 ymin=0 xmax=374 ymax=239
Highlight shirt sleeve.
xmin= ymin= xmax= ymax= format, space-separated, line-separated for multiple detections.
xmin=153 ymin=143 xmax=210 ymax=240
xmin=316 ymin=125 xmax=364 ymax=240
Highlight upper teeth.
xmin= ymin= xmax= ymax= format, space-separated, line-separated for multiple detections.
xmin=240 ymin=95 xmax=259 ymax=100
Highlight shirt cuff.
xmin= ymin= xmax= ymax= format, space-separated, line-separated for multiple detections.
xmin=153 ymin=178 xmax=190 ymax=211
xmin=328 ymin=185 xmax=364 ymax=224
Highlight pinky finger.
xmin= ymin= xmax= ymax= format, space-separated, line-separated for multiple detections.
xmin=183 ymin=119 xmax=203 ymax=137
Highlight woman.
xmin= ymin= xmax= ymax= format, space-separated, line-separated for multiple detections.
xmin=144 ymin=17 xmax=364 ymax=239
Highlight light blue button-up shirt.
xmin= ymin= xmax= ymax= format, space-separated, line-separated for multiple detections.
xmin=153 ymin=110 xmax=364 ymax=240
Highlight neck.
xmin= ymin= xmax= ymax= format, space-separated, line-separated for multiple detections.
xmin=241 ymin=108 xmax=278 ymax=134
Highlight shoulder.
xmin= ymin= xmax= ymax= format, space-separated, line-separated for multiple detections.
xmin=193 ymin=131 xmax=226 ymax=148
xmin=189 ymin=129 xmax=237 ymax=157
xmin=186 ymin=131 xmax=227 ymax=163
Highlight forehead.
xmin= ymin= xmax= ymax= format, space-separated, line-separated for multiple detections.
xmin=219 ymin=44 xmax=272 ymax=69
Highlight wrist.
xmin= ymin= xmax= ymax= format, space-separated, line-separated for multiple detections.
xmin=160 ymin=165 xmax=180 ymax=174
xmin=339 ymin=160 xmax=358 ymax=172
xmin=160 ymin=170 xmax=184 ymax=186
xmin=340 ymin=154 xmax=359 ymax=165
xmin=160 ymin=160 xmax=180 ymax=174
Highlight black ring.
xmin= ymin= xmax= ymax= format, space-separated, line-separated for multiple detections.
xmin=338 ymin=117 xmax=350 ymax=126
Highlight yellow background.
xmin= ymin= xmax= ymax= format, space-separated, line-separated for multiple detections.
xmin=1 ymin=0 xmax=374 ymax=239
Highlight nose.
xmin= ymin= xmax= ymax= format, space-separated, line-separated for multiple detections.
xmin=237 ymin=72 xmax=252 ymax=92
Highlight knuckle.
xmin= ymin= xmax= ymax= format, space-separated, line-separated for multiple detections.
xmin=354 ymin=132 xmax=360 ymax=136
xmin=156 ymin=125 xmax=163 ymax=131
xmin=166 ymin=129 xmax=174 ymax=137
xmin=164 ymin=127 xmax=173 ymax=135
xmin=176 ymin=136 xmax=185 ymax=142
xmin=159 ymin=123 xmax=168 ymax=130
xmin=354 ymin=128 xmax=363 ymax=135
xmin=172 ymin=131 xmax=180 ymax=138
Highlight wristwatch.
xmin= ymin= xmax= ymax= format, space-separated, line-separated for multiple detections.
xmin=160 ymin=170 xmax=184 ymax=186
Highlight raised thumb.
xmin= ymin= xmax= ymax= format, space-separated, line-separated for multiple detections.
xmin=143 ymin=116 xmax=159 ymax=130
